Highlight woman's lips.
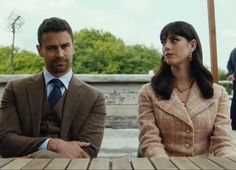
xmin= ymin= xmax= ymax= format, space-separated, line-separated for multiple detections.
xmin=164 ymin=53 xmax=174 ymax=57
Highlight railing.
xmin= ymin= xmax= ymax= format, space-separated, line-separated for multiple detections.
xmin=219 ymin=80 xmax=233 ymax=99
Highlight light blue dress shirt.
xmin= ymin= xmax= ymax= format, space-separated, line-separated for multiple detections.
xmin=38 ymin=68 xmax=73 ymax=150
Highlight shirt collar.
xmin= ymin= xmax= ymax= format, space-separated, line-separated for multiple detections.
xmin=43 ymin=68 xmax=73 ymax=89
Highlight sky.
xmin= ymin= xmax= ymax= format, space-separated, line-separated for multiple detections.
xmin=0 ymin=0 xmax=235 ymax=71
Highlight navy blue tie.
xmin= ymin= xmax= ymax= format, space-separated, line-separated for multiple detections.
xmin=48 ymin=79 xmax=63 ymax=107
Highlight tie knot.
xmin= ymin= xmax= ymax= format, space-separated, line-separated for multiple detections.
xmin=49 ymin=79 xmax=63 ymax=88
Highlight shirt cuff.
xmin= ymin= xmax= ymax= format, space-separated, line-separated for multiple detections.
xmin=38 ymin=138 xmax=51 ymax=150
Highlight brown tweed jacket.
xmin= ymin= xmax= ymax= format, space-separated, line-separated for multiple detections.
xmin=0 ymin=73 xmax=106 ymax=158
xmin=138 ymin=82 xmax=236 ymax=157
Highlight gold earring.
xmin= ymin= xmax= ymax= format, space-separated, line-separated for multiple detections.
xmin=188 ymin=52 xmax=192 ymax=62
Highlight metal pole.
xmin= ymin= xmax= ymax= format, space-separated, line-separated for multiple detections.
xmin=10 ymin=15 xmax=20 ymax=74
xmin=207 ymin=0 xmax=218 ymax=83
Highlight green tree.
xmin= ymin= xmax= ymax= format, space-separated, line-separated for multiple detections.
xmin=121 ymin=45 xmax=161 ymax=74
xmin=72 ymin=28 xmax=162 ymax=74
xmin=0 ymin=29 xmax=162 ymax=74
xmin=0 ymin=46 xmax=11 ymax=73
xmin=218 ymin=68 xmax=232 ymax=94
xmin=0 ymin=46 xmax=43 ymax=74
xmin=13 ymin=50 xmax=43 ymax=74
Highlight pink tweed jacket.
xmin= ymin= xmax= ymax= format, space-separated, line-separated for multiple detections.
xmin=138 ymin=82 xmax=236 ymax=157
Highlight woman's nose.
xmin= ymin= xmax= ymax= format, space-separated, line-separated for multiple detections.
xmin=163 ymin=43 xmax=170 ymax=52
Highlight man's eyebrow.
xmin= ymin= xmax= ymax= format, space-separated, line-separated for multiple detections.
xmin=62 ymin=43 xmax=71 ymax=46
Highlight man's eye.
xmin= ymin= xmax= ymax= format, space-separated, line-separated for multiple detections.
xmin=47 ymin=46 xmax=57 ymax=50
xmin=62 ymin=44 xmax=70 ymax=49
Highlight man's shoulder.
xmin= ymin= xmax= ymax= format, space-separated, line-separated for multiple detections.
xmin=8 ymin=73 xmax=42 ymax=86
xmin=71 ymin=76 xmax=102 ymax=94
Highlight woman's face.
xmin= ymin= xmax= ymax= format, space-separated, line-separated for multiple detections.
xmin=162 ymin=33 xmax=196 ymax=66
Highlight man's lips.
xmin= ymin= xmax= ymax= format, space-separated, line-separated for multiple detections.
xmin=53 ymin=60 xmax=67 ymax=65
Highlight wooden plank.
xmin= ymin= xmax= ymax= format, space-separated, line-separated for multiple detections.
xmin=22 ymin=158 xmax=51 ymax=170
xmin=89 ymin=158 xmax=110 ymax=170
xmin=150 ymin=157 xmax=177 ymax=170
xmin=208 ymin=156 xmax=236 ymax=170
xmin=189 ymin=156 xmax=223 ymax=170
xmin=1 ymin=158 xmax=33 ymax=170
xmin=0 ymin=158 xmax=13 ymax=168
xmin=111 ymin=157 xmax=132 ymax=170
xmin=131 ymin=158 xmax=155 ymax=170
xmin=170 ymin=157 xmax=200 ymax=170
xmin=67 ymin=158 xmax=90 ymax=170
xmin=44 ymin=158 xmax=70 ymax=170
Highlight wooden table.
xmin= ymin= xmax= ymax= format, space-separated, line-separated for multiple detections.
xmin=1 ymin=156 xmax=236 ymax=169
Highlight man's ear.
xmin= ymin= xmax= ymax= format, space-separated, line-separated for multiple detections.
xmin=72 ymin=43 xmax=75 ymax=55
xmin=36 ymin=45 xmax=43 ymax=57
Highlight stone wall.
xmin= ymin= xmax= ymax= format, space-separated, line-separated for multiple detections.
xmin=0 ymin=74 xmax=152 ymax=128
xmin=0 ymin=74 xmax=232 ymax=129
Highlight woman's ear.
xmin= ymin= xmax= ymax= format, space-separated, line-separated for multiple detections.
xmin=190 ymin=39 xmax=197 ymax=52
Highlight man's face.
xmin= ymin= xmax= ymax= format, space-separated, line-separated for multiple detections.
xmin=37 ymin=31 xmax=74 ymax=77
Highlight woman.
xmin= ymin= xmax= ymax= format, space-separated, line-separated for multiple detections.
xmin=138 ymin=21 xmax=236 ymax=157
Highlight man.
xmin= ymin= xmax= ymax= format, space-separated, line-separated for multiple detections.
xmin=0 ymin=17 xmax=106 ymax=158
xmin=227 ymin=47 xmax=236 ymax=130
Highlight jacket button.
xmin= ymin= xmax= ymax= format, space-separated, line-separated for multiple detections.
xmin=185 ymin=143 xmax=191 ymax=149
xmin=186 ymin=129 xmax=191 ymax=134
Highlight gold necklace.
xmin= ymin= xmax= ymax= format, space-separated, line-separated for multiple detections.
xmin=175 ymin=81 xmax=194 ymax=93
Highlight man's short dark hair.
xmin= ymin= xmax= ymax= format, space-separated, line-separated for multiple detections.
xmin=37 ymin=17 xmax=73 ymax=45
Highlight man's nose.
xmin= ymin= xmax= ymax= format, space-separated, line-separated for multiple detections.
xmin=56 ymin=47 xmax=63 ymax=56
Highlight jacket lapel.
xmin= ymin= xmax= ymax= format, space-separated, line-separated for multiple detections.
xmin=158 ymin=82 xmax=215 ymax=128
xmin=187 ymin=83 xmax=215 ymax=118
xmin=158 ymin=91 xmax=193 ymax=127
xmin=60 ymin=76 xmax=84 ymax=139
xmin=26 ymin=73 xmax=45 ymax=136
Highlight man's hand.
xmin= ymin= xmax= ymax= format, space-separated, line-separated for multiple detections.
xmin=227 ymin=74 xmax=235 ymax=81
xmin=47 ymin=138 xmax=90 ymax=158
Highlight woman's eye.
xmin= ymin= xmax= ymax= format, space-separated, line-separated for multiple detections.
xmin=172 ymin=39 xmax=179 ymax=43
xmin=161 ymin=40 xmax=166 ymax=46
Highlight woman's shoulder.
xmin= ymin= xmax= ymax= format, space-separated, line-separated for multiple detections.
xmin=139 ymin=83 xmax=152 ymax=92
xmin=213 ymin=83 xmax=225 ymax=90
xmin=213 ymin=83 xmax=228 ymax=97
xmin=139 ymin=83 xmax=156 ymax=96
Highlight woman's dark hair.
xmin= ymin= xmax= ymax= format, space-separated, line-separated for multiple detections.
xmin=151 ymin=21 xmax=213 ymax=99
xmin=37 ymin=17 xmax=73 ymax=45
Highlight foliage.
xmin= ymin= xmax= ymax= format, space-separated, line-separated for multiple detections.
xmin=72 ymin=28 xmax=161 ymax=74
xmin=13 ymin=50 xmax=44 ymax=74
xmin=219 ymin=68 xmax=228 ymax=80
xmin=0 ymin=46 xmax=43 ymax=74
xmin=0 ymin=29 xmax=162 ymax=74
xmin=218 ymin=67 xmax=233 ymax=95
xmin=0 ymin=46 xmax=11 ymax=73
